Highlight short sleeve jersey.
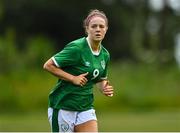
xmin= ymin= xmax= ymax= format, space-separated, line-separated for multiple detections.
xmin=49 ymin=37 xmax=110 ymax=111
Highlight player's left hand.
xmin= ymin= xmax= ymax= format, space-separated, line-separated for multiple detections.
xmin=102 ymin=80 xmax=114 ymax=97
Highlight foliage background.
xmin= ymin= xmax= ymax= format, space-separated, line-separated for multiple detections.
xmin=0 ymin=0 xmax=180 ymax=131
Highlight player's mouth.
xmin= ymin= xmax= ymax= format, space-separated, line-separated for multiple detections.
xmin=95 ymin=34 xmax=101 ymax=37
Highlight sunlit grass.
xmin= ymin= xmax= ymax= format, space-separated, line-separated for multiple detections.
xmin=0 ymin=111 xmax=50 ymax=132
xmin=0 ymin=62 xmax=180 ymax=131
xmin=0 ymin=111 xmax=179 ymax=132
xmin=98 ymin=111 xmax=180 ymax=131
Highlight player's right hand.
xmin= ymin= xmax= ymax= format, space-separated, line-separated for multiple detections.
xmin=71 ymin=72 xmax=88 ymax=86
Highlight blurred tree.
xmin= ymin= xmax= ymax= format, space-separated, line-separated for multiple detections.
xmin=0 ymin=0 xmax=180 ymax=66
xmin=0 ymin=28 xmax=19 ymax=73
xmin=0 ymin=0 xmax=180 ymax=112
xmin=25 ymin=35 xmax=55 ymax=67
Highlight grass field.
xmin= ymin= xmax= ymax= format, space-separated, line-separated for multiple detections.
xmin=0 ymin=111 xmax=179 ymax=132
xmin=0 ymin=63 xmax=180 ymax=131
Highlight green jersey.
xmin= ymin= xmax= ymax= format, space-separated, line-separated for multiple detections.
xmin=49 ymin=37 xmax=110 ymax=111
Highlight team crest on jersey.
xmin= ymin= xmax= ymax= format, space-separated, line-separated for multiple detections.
xmin=61 ymin=123 xmax=69 ymax=132
xmin=101 ymin=60 xmax=105 ymax=69
xmin=85 ymin=61 xmax=90 ymax=67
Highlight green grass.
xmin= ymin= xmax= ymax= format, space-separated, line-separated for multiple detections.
xmin=0 ymin=111 xmax=179 ymax=132
xmin=0 ymin=111 xmax=50 ymax=132
xmin=0 ymin=62 xmax=180 ymax=131
xmin=98 ymin=111 xmax=180 ymax=131
xmin=0 ymin=62 xmax=180 ymax=112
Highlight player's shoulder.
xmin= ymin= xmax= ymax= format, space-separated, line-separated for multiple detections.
xmin=101 ymin=45 xmax=110 ymax=57
xmin=66 ymin=37 xmax=86 ymax=49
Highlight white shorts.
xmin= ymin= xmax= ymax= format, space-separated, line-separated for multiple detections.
xmin=48 ymin=107 xmax=97 ymax=132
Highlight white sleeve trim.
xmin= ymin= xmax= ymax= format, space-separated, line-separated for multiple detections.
xmin=51 ymin=57 xmax=60 ymax=67
xmin=101 ymin=77 xmax=108 ymax=80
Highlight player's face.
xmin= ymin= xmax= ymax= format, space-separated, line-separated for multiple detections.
xmin=86 ymin=16 xmax=108 ymax=42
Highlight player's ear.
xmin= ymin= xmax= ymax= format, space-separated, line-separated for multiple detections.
xmin=85 ymin=26 xmax=89 ymax=34
xmin=106 ymin=26 xmax=108 ymax=31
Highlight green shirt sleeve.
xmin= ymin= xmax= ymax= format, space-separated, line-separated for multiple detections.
xmin=52 ymin=43 xmax=80 ymax=67
xmin=101 ymin=53 xmax=110 ymax=79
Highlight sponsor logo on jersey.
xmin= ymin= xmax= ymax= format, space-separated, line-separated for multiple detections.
xmin=101 ymin=60 xmax=105 ymax=69
xmin=85 ymin=61 xmax=90 ymax=67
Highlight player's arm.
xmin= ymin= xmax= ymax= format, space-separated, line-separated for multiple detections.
xmin=43 ymin=58 xmax=88 ymax=86
xmin=96 ymin=79 xmax=113 ymax=97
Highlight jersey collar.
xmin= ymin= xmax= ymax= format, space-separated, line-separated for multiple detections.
xmin=86 ymin=37 xmax=101 ymax=56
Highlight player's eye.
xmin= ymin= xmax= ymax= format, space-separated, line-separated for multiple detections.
xmin=91 ymin=24 xmax=97 ymax=28
xmin=99 ymin=25 xmax=105 ymax=28
xmin=91 ymin=24 xmax=105 ymax=29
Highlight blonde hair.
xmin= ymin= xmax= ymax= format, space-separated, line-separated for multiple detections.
xmin=83 ymin=9 xmax=108 ymax=29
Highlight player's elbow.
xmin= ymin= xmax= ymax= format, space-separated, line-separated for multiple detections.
xmin=43 ymin=62 xmax=48 ymax=70
xmin=43 ymin=60 xmax=51 ymax=71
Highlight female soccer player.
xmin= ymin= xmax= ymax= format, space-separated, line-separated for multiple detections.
xmin=43 ymin=9 xmax=114 ymax=132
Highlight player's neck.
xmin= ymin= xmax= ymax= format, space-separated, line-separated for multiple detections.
xmin=87 ymin=37 xmax=101 ymax=52
xmin=91 ymin=42 xmax=100 ymax=52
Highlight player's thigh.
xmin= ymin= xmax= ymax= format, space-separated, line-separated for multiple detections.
xmin=74 ymin=120 xmax=98 ymax=132
xmin=74 ymin=108 xmax=98 ymax=132
xmin=48 ymin=108 xmax=76 ymax=132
